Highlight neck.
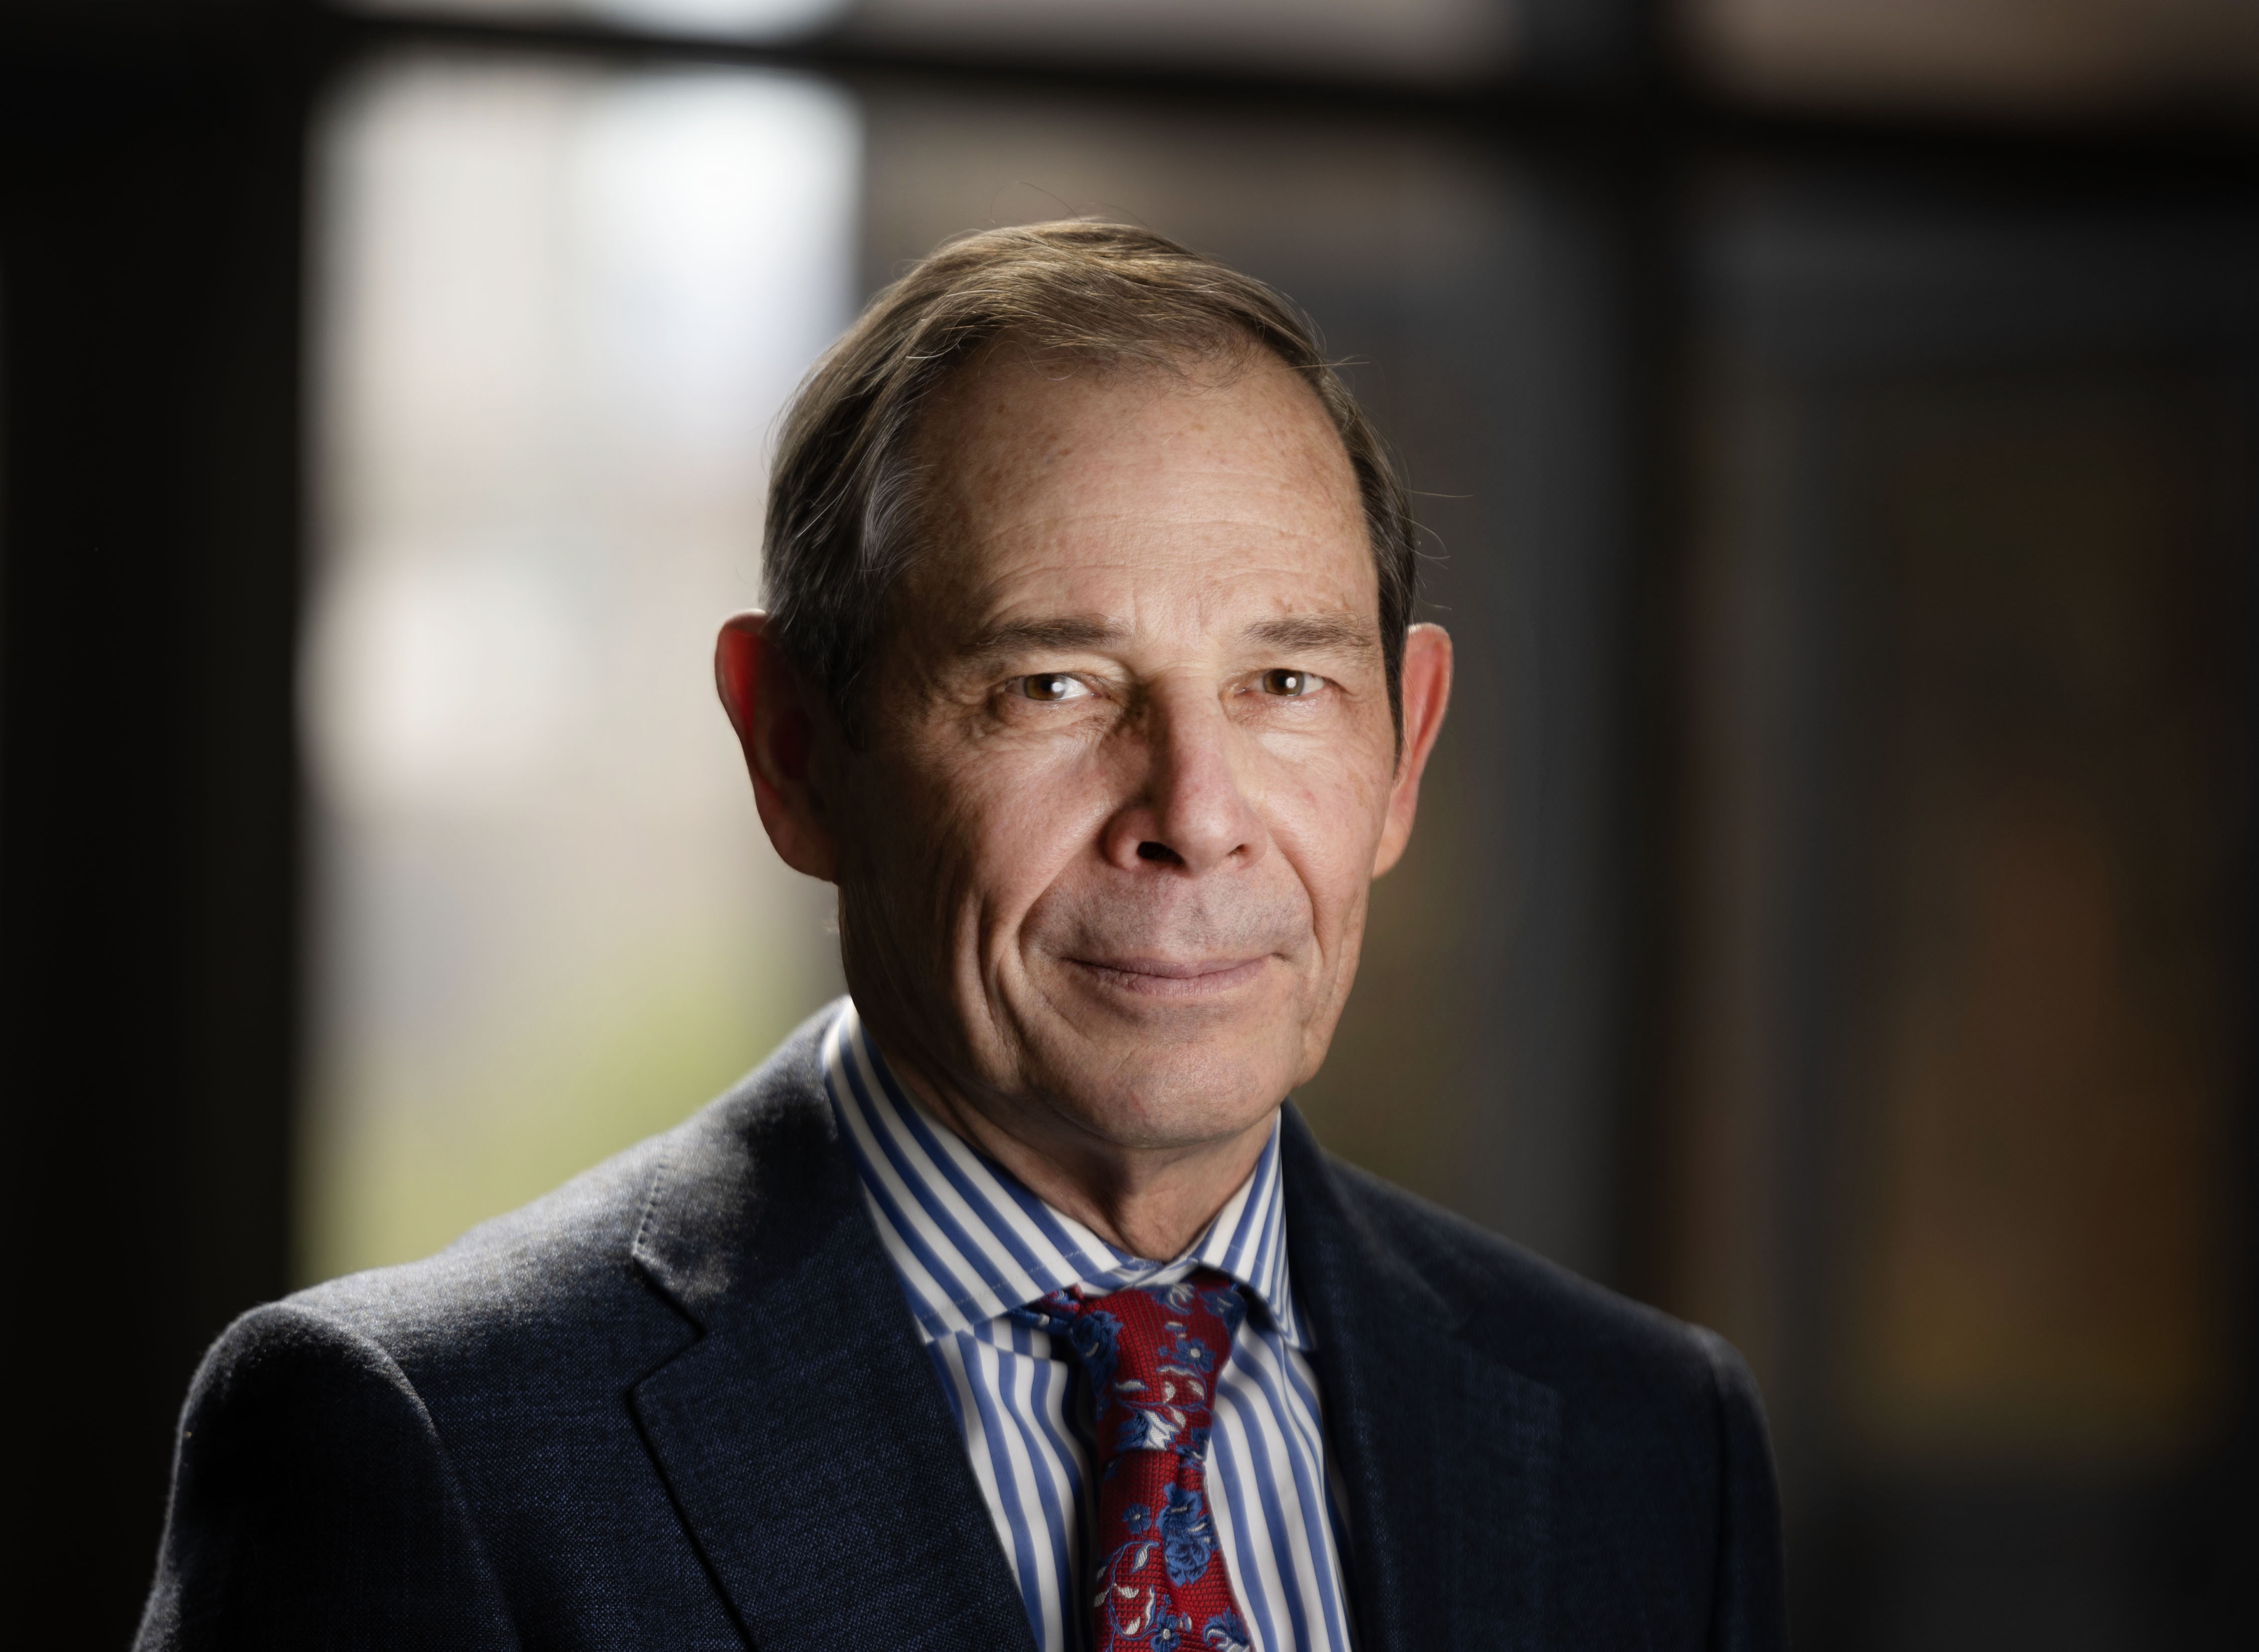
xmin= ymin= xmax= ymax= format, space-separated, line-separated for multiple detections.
xmin=875 ymin=1043 xmax=1276 ymax=1262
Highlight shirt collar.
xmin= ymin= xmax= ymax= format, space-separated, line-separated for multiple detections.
xmin=823 ymin=998 xmax=1307 ymax=1351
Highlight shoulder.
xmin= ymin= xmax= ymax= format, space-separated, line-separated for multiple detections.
xmin=1293 ymin=1132 xmax=1783 ymax=1639
xmin=142 ymin=1008 xmax=851 ymax=1649
xmin=1290 ymin=1121 xmax=1763 ymax=1457
xmin=143 ymin=1297 xmax=521 ymax=1650
xmin=1330 ymin=1152 xmax=1738 ymax=1385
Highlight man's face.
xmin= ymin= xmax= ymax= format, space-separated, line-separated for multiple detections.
xmin=826 ymin=345 xmax=1440 ymax=1160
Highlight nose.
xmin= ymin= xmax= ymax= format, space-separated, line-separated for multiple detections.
xmin=1099 ymin=681 xmax=1265 ymax=876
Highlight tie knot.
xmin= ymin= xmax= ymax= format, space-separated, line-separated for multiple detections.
xmin=1013 ymin=1267 xmax=1247 ymax=1460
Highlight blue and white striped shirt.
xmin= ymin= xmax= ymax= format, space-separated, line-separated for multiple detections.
xmin=821 ymin=1001 xmax=1355 ymax=1652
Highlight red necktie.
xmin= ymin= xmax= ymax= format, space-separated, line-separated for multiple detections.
xmin=1013 ymin=1268 xmax=1254 ymax=1652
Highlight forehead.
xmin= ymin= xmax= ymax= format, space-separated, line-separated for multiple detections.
xmin=905 ymin=346 xmax=1377 ymax=636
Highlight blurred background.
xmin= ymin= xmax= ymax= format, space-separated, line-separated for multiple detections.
xmin=3 ymin=1 xmax=2253 ymax=1644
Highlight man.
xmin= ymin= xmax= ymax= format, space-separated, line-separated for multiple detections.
xmin=139 ymin=222 xmax=1784 ymax=1651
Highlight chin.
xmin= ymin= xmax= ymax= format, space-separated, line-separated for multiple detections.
xmin=1036 ymin=1031 xmax=1298 ymax=1152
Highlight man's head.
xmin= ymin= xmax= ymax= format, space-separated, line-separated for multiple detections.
xmin=718 ymin=222 xmax=1451 ymax=1247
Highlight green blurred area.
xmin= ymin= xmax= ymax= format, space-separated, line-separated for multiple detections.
xmin=300 ymin=929 xmax=835 ymax=1283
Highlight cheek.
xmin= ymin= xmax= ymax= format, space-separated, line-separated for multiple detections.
xmin=915 ymin=735 xmax=1113 ymax=926
xmin=1254 ymin=745 xmax=1393 ymax=926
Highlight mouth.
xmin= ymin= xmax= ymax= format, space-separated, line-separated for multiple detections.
xmin=1064 ymin=955 xmax=1271 ymax=998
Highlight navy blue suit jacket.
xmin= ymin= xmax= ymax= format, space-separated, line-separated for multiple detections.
xmin=137 ymin=1007 xmax=1786 ymax=1650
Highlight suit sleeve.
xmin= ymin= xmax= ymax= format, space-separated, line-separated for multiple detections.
xmin=135 ymin=1303 xmax=519 ymax=1652
xmin=1695 ymin=1329 xmax=1788 ymax=1652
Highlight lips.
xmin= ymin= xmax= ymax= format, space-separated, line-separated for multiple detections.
xmin=1065 ymin=955 xmax=1271 ymax=996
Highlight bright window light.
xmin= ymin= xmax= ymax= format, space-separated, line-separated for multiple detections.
xmin=301 ymin=51 xmax=858 ymax=1281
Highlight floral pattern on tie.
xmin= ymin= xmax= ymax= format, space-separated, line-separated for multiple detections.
xmin=1013 ymin=1270 xmax=1252 ymax=1652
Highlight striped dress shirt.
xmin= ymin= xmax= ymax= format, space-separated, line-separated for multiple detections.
xmin=821 ymin=1001 xmax=1356 ymax=1652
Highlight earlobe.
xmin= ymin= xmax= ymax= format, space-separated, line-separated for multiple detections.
xmin=714 ymin=610 xmax=840 ymax=883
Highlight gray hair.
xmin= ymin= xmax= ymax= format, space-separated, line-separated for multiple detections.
xmin=762 ymin=220 xmax=1420 ymax=741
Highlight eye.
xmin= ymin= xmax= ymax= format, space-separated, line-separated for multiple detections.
xmin=1260 ymin=668 xmax=1324 ymax=698
xmin=1015 ymin=673 xmax=1089 ymax=702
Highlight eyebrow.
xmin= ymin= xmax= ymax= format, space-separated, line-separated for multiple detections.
xmin=1244 ymin=614 xmax=1380 ymax=656
xmin=957 ymin=616 xmax=1122 ymax=659
xmin=957 ymin=610 xmax=1379 ymax=661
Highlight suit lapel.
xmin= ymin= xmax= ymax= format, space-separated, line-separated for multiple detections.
xmin=625 ymin=1016 xmax=1035 ymax=1652
xmin=1281 ymin=1105 xmax=1562 ymax=1652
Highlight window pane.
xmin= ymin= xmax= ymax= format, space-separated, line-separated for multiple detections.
xmin=342 ymin=0 xmax=1516 ymax=83
xmin=301 ymin=50 xmax=856 ymax=1282
xmin=1683 ymin=0 xmax=2259 ymax=113
xmin=345 ymin=0 xmax=856 ymax=42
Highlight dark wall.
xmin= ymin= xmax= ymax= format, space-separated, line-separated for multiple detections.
xmin=1665 ymin=152 xmax=2259 ymax=1646
xmin=0 ymin=8 xmax=310 ymax=1635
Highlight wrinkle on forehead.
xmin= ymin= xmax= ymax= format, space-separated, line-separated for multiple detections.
xmin=900 ymin=343 xmax=1373 ymax=651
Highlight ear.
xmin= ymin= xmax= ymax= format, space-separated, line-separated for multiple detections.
xmin=715 ymin=610 xmax=840 ymax=882
xmin=1371 ymin=622 xmax=1453 ymax=878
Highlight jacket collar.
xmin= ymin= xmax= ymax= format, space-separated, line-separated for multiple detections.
xmin=1280 ymin=1103 xmax=1563 ymax=1652
xmin=626 ymin=1007 xmax=1035 ymax=1652
xmin=622 ymin=1009 xmax=1561 ymax=1652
